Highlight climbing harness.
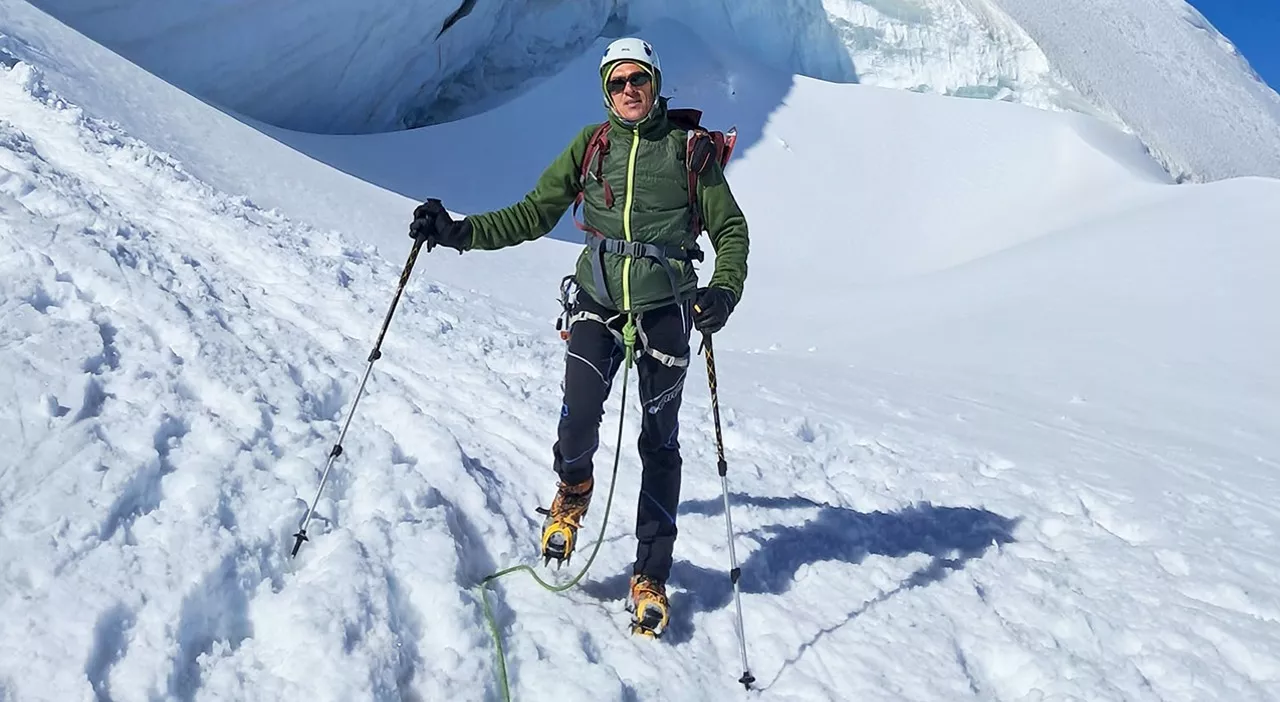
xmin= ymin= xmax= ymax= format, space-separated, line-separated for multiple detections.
xmin=557 ymin=277 xmax=690 ymax=369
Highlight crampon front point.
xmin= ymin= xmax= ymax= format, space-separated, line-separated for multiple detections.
xmin=629 ymin=612 xmax=666 ymax=639
xmin=537 ymin=510 xmax=580 ymax=568
xmin=628 ymin=575 xmax=670 ymax=638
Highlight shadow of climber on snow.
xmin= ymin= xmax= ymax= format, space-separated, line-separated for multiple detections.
xmin=582 ymin=496 xmax=1020 ymax=645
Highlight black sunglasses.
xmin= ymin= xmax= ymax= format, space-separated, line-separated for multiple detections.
xmin=607 ymin=71 xmax=652 ymax=94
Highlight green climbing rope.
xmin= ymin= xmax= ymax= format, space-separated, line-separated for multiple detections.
xmin=475 ymin=315 xmax=637 ymax=702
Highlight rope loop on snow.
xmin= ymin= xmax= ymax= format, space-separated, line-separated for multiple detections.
xmin=475 ymin=313 xmax=636 ymax=702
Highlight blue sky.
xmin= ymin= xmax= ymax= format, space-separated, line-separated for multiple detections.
xmin=1187 ymin=0 xmax=1280 ymax=89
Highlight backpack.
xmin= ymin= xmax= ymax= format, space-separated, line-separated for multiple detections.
xmin=572 ymin=107 xmax=737 ymax=240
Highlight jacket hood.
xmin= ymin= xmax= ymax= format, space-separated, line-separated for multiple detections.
xmin=600 ymin=61 xmax=664 ymax=127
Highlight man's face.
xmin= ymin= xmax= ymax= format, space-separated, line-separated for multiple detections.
xmin=607 ymin=61 xmax=655 ymax=122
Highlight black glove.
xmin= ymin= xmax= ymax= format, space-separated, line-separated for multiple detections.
xmin=409 ymin=199 xmax=472 ymax=252
xmin=692 ymin=287 xmax=736 ymax=334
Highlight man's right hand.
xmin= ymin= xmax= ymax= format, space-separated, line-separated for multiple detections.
xmin=692 ymin=286 xmax=737 ymax=334
xmin=409 ymin=199 xmax=472 ymax=252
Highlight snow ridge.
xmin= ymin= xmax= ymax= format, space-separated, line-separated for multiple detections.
xmin=990 ymin=0 xmax=1280 ymax=181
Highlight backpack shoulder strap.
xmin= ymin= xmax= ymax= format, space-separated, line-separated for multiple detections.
xmin=576 ymin=122 xmax=614 ymax=210
xmin=579 ymin=122 xmax=611 ymax=186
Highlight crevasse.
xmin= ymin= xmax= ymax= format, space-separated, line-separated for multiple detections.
xmin=27 ymin=0 xmax=1280 ymax=181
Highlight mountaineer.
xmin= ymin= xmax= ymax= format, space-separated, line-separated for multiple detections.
xmin=409 ymin=36 xmax=748 ymax=637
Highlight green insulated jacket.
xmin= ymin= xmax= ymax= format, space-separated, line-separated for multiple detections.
xmin=466 ymin=98 xmax=749 ymax=314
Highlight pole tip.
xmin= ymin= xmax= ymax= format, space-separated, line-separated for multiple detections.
xmin=739 ymin=672 xmax=755 ymax=690
xmin=290 ymin=530 xmax=308 ymax=557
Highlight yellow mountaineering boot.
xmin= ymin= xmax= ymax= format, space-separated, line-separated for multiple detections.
xmin=628 ymin=574 xmax=670 ymax=638
xmin=538 ymin=477 xmax=594 ymax=567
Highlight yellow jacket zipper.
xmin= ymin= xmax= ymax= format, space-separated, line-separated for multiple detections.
xmin=621 ymin=126 xmax=640 ymax=311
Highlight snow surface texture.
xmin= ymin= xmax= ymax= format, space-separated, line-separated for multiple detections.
xmin=4 ymin=5 xmax=1280 ymax=702
xmin=24 ymin=0 xmax=1280 ymax=182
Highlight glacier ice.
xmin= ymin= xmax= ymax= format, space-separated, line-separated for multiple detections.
xmin=26 ymin=0 xmax=1280 ymax=181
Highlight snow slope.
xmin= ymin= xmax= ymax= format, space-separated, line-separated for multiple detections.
xmin=3 ymin=5 xmax=1280 ymax=702
xmin=24 ymin=0 xmax=1280 ymax=182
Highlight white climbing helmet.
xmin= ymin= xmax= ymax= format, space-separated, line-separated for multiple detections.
xmin=600 ymin=37 xmax=661 ymax=76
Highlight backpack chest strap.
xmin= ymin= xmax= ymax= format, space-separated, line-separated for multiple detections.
xmin=593 ymin=237 xmax=701 ymax=263
xmin=585 ymin=234 xmax=703 ymax=311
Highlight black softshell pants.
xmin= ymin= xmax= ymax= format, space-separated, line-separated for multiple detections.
xmin=552 ymin=292 xmax=691 ymax=583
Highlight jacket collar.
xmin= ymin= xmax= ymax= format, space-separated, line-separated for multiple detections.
xmin=607 ymin=96 xmax=670 ymax=137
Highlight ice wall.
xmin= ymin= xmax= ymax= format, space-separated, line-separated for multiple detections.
xmin=26 ymin=0 xmax=614 ymax=133
xmin=26 ymin=0 xmax=1280 ymax=180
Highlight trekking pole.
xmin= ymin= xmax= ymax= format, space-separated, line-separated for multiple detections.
xmin=700 ymin=332 xmax=755 ymax=690
xmin=291 ymin=220 xmax=435 ymax=557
